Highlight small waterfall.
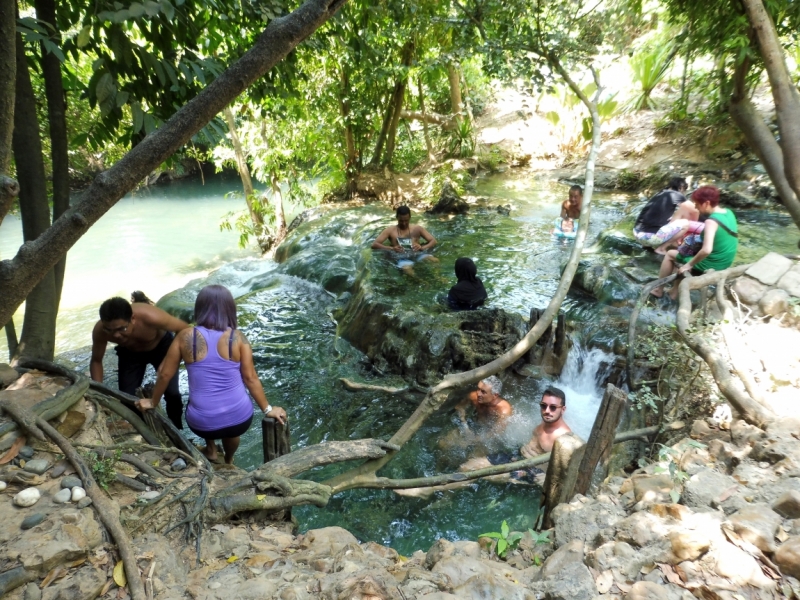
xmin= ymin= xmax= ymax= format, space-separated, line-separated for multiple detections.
xmin=554 ymin=344 xmax=615 ymax=441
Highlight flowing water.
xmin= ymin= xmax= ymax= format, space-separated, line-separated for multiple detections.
xmin=1 ymin=170 xmax=797 ymax=554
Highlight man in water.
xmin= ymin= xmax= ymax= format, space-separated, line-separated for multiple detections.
xmin=520 ymin=386 xmax=572 ymax=459
xmin=560 ymin=185 xmax=583 ymax=219
xmin=633 ymin=177 xmax=696 ymax=255
xmin=90 ymin=296 xmax=188 ymax=429
xmin=371 ymin=205 xmax=438 ymax=271
xmin=455 ymin=376 xmax=513 ymax=438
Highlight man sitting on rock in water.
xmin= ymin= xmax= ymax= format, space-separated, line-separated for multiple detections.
xmin=371 ymin=205 xmax=438 ymax=271
xmin=91 ymin=294 xmax=188 ymax=429
xmin=456 ymin=376 xmax=513 ymax=438
xmin=633 ymin=177 xmax=698 ymax=255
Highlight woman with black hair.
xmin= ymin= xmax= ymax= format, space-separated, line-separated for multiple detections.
xmin=447 ymin=257 xmax=488 ymax=310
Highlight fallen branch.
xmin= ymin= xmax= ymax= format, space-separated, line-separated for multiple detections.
xmin=209 ymin=476 xmax=331 ymax=521
xmin=340 ymin=378 xmax=416 ymax=394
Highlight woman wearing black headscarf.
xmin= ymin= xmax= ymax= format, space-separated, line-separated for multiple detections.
xmin=447 ymin=257 xmax=488 ymax=310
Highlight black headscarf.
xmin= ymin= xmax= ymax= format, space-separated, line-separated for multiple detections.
xmin=447 ymin=257 xmax=488 ymax=310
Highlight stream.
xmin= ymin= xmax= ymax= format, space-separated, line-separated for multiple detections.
xmin=1 ymin=170 xmax=797 ymax=554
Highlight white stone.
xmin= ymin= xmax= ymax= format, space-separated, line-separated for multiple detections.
xmin=0 ymin=481 xmax=6 ymax=491
xmin=140 ymin=491 xmax=160 ymax=500
xmin=745 ymin=252 xmax=793 ymax=285
xmin=71 ymin=487 xmax=86 ymax=502
xmin=53 ymin=488 xmax=72 ymax=503
xmin=778 ymin=264 xmax=800 ymax=298
xmin=13 ymin=487 xmax=41 ymax=507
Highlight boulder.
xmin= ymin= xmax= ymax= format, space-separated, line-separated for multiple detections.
xmin=452 ymin=574 xmax=535 ymax=600
xmin=730 ymin=276 xmax=768 ymax=305
xmin=682 ymin=468 xmax=737 ymax=510
xmin=759 ymin=288 xmax=790 ymax=317
xmin=777 ymin=264 xmax=800 ymax=298
xmin=551 ymin=497 xmax=624 ymax=549
xmin=775 ymin=536 xmax=800 ymax=580
xmin=428 ymin=182 xmax=470 ymax=215
xmin=772 ymin=490 xmax=800 ymax=519
xmin=432 ymin=556 xmax=519 ymax=588
xmin=297 ymin=527 xmax=359 ymax=560
xmin=668 ymin=530 xmax=710 ymax=562
xmin=745 ymin=253 xmax=794 ymax=286
xmin=0 ymin=363 xmax=20 ymax=388
xmin=632 ymin=474 xmax=674 ymax=504
xmin=626 ymin=580 xmax=672 ymax=600
xmin=41 ymin=565 xmax=105 ymax=600
xmin=728 ymin=504 xmax=781 ymax=553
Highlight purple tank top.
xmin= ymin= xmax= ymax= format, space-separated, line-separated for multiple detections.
xmin=185 ymin=327 xmax=254 ymax=432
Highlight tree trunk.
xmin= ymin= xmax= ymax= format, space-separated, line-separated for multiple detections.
xmin=741 ymin=0 xmax=800 ymax=201
xmin=222 ymin=106 xmax=261 ymax=230
xmin=269 ymin=169 xmax=287 ymax=243
xmin=447 ymin=62 xmax=463 ymax=125
xmin=0 ymin=0 xmax=347 ymax=331
xmin=383 ymin=42 xmax=414 ymax=168
xmin=340 ymin=67 xmax=357 ymax=196
xmin=35 ymin=0 xmax=70 ymax=303
xmin=369 ymin=92 xmax=394 ymax=166
xmin=0 ymin=0 xmax=18 ymax=226
xmin=729 ymin=57 xmax=800 ymax=228
xmin=4 ymin=319 xmax=17 ymax=360
xmin=12 ymin=35 xmax=57 ymax=361
xmin=417 ymin=77 xmax=435 ymax=163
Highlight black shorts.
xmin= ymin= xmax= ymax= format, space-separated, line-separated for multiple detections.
xmin=189 ymin=414 xmax=253 ymax=440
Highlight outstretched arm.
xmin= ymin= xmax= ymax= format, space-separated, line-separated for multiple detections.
xmin=238 ymin=331 xmax=287 ymax=424
xmin=137 ymin=304 xmax=189 ymax=332
xmin=90 ymin=323 xmax=108 ymax=383
xmin=136 ymin=333 xmax=183 ymax=410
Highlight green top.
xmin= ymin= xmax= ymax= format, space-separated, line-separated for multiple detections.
xmin=694 ymin=209 xmax=738 ymax=272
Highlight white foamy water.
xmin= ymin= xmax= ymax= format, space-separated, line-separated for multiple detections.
xmin=554 ymin=345 xmax=615 ymax=440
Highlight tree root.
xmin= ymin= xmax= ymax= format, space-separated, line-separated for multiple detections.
xmin=209 ymin=476 xmax=331 ymax=522
xmin=340 ymin=378 xmax=411 ymax=394
xmin=163 ymin=476 xmax=209 ymax=535
xmin=116 ymin=473 xmax=149 ymax=491
xmin=86 ymin=391 xmax=162 ymax=446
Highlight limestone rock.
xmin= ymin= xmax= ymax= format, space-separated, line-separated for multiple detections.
xmin=777 ymin=264 xmax=800 ymax=298
xmin=53 ymin=488 xmax=72 ymax=504
xmin=627 ymin=580 xmax=672 ymax=600
xmin=690 ymin=420 xmax=729 ymax=444
xmin=452 ymin=573 xmax=535 ymax=600
xmin=133 ymin=533 xmax=187 ymax=586
xmin=728 ymin=504 xmax=781 ymax=553
xmin=710 ymin=541 xmax=775 ymax=588
xmin=730 ymin=420 xmax=764 ymax=447
xmin=0 ymin=363 xmax=20 ymax=387
xmin=23 ymin=582 xmax=42 ymax=600
xmin=428 ymin=182 xmax=470 ymax=215
xmin=682 ymin=469 xmax=737 ymax=510
xmin=552 ymin=497 xmax=624 ymax=549
xmin=730 ymin=276 xmax=768 ymax=305
xmin=0 ymin=480 xmax=6 ymax=491
xmin=586 ymin=541 xmax=643 ymax=580
xmin=41 ymin=564 xmax=105 ymax=600
xmin=139 ymin=490 xmax=160 ymax=500
xmin=668 ymin=530 xmax=710 ymax=562
xmin=432 ymin=555 xmax=520 ymax=588
xmin=745 ymin=252 xmax=793 ymax=286
xmin=773 ymin=490 xmax=800 ymax=519
xmin=539 ymin=539 xmax=585 ymax=580
xmin=13 ymin=487 xmax=41 ymax=507
xmin=759 ymin=288 xmax=790 ymax=316
xmin=425 ymin=538 xmax=455 ymax=569
xmin=298 ymin=527 xmax=359 ymax=560
xmin=615 ymin=511 xmax=668 ymax=548
xmin=538 ymin=560 xmax=597 ymax=600
xmin=775 ymin=536 xmax=800 ymax=580
xmin=632 ymin=474 xmax=673 ymax=504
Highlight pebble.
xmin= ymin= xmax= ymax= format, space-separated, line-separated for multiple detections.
xmin=61 ymin=476 xmax=82 ymax=489
xmin=19 ymin=446 xmax=35 ymax=459
xmin=0 ymin=481 xmax=6 ymax=491
xmin=71 ymin=487 xmax=86 ymax=502
xmin=23 ymin=582 xmax=41 ymax=600
xmin=13 ymin=487 xmax=41 ymax=507
xmin=208 ymin=582 xmax=221 ymax=590
xmin=21 ymin=513 xmax=45 ymax=530
xmin=140 ymin=491 xmax=161 ymax=501
xmin=77 ymin=497 xmax=93 ymax=509
xmin=22 ymin=459 xmax=50 ymax=475
xmin=53 ymin=488 xmax=72 ymax=503
xmin=171 ymin=458 xmax=187 ymax=472
xmin=50 ymin=465 xmax=66 ymax=478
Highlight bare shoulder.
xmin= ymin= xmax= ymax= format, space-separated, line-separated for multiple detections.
xmin=234 ymin=329 xmax=251 ymax=346
xmin=91 ymin=320 xmax=108 ymax=343
xmin=133 ymin=303 xmax=168 ymax=323
xmin=498 ymin=400 xmax=513 ymax=416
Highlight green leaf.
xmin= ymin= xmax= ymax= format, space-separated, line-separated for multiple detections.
xmin=132 ymin=103 xmax=144 ymax=133
xmin=42 ymin=39 xmax=66 ymax=62
xmin=669 ymin=489 xmax=681 ymax=503
xmin=507 ymin=532 xmax=523 ymax=544
xmin=160 ymin=0 xmax=175 ymax=21
xmin=77 ymin=25 xmax=91 ymax=48
xmin=501 ymin=520 xmax=509 ymax=538
xmin=96 ymin=73 xmax=115 ymax=104
xmin=112 ymin=9 xmax=131 ymax=23
xmin=143 ymin=113 xmax=156 ymax=135
xmin=116 ymin=91 xmax=129 ymax=107
xmin=478 ymin=532 xmax=502 ymax=539
xmin=144 ymin=0 xmax=160 ymax=16
xmin=497 ymin=538 xmax=508 ymax=557
xmin=129 ymin=3 xmax=146 ymax=18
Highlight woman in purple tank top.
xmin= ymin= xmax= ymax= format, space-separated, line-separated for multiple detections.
xmin=136 ymin=285 xmax=286 ymax=464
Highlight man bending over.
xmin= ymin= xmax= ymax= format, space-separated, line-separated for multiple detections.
xmin=91 ymin=295 xmax=188 ymax=429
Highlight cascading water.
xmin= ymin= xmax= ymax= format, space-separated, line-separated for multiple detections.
xmin=554 ymin=345 xmax=615 ymax=440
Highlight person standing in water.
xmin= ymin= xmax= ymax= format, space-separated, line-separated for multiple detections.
xmin=371 ymin=205 xmax=438 ymax=271
xmin=560 ymin=185 xmax=583 ymax=219
xmin=447 ymin=257 xmax=488 ymax=310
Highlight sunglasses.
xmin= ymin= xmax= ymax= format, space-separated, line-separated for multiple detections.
xmin=539 ymin=402 xmax=562 ymax=412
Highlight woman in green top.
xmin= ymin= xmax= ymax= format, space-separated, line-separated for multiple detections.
xmin=652 ymin=185 xmax=738 ymax=299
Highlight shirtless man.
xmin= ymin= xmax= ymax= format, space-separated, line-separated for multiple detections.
xmin=455 ymin=376 xmax=513 ymax=438
xmin=560 ymin=186 xmax=583 ymax=219
xmin=520 ymin=387 xmax=572 ymax=459
xmin=91 ymin=296 xmax=188 ymax=429
xmin=371 ymin=205 xmax=438 ymax=271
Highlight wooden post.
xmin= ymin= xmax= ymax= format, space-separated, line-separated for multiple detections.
xmin=554 ymin=312 xmax=566 ymax=356
xmin=542 ymin=432 xmax=585 ymax=528
xmin=262 ymin=416 xmax=291 ymax=463
xmin=573 ymin=384 xmax=627 ymax=497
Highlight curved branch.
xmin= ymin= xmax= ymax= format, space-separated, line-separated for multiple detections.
xmin=209 ymin=477 xmax=331 ymax=521
xmin=87 ymin=391 xmax=162 ymax=446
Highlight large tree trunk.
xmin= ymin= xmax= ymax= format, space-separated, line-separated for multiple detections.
xmin=0 ymin=0 xmax=18 ymax=226
xmin=382 ymin=42 xmax=414 ymax=168
xmin=222 ymin=106 xmax=262 ymax=230
xmin=340 ymin=67 xmax=358 ymax=196
xmin=0 ymin=0 xmax=347 ymax=330
xmin=369 ymin=90 xmax=395 ymax=166
xmin=741 ymin=0 xmax=800 ymax=203
xmin=729 ymin=57 xmax=800 ymax=228
xmin=417 ymin=77 xmax=435 ymax=162
xmin=35 ymin=0 xmax=70 ymax=303
xmin=269 ymin=169 xmax=287 ymax=243
xmin=447 ymin=62 xmax=463 ymax=125
xmin=12 ymin=35 xmax=57 ymax=361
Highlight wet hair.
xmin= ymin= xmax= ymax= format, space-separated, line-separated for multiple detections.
xmin=667 ymin=177 xmax=687 ymax=192
xmin=131 ymin=290 xmax=154 ymax=305
xmin=396 ymin=205 xmax=411 ymax=217
xmin=569 ymin=185 xmax=583 ymax=195
xmin=542 ymin=386 xmax=566 ymax=407
xmin=481 ymin=375 xmax=502 ymax=395
xmin=194 ymin=285 xmax=238 ymax=331
xmin=692 ymin=185 xmax=720 ymax=207
xmin=454 ymin=257 xmax=478 ymax=283
xmin=99 ymin=297 xmax=132 ymax=322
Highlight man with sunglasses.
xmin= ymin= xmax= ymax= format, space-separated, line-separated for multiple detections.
xmin=520 ymin=387 xmax=571 ymax=460
xmin=91 ymin=295 xmax=188 ymax=428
